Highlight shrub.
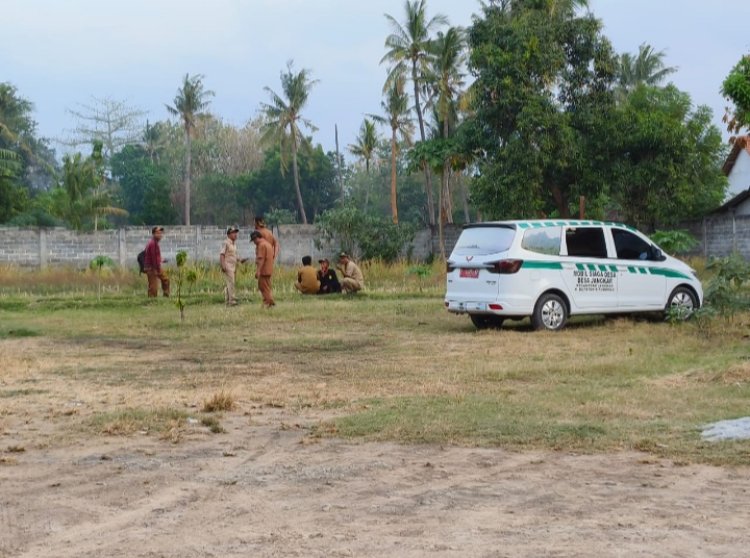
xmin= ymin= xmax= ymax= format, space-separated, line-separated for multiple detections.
xmin=316 ymin=206 xmax=416 ymax=263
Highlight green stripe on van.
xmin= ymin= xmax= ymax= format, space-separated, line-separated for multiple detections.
xmin=649 ymin=267 xmax=691 ymax=279
xmin=522 ymin=261 xmax=563 ymax=270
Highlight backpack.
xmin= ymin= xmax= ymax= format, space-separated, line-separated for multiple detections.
xmin=137 ymin=250 xmax=146 ymax=274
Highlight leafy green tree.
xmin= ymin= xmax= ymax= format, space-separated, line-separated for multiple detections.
xmin=110 ymin=144 xmax=178 ymax=225
xmin=382 ymin=0 xmax=448 ymax=226
xmin=238 ymin=143 xmax=336 ymax=222
xmin=0 ymin=147 xmax=26 ymax=222
xmin=372 ymin=77 xmax=413 ymax=224
xmin=721 ymin=55 xmax=750 ymax=135
xmin=0 ymin=82 xmax=57 ymax=197
xmin=57 ymin=142 xmax=127 ymax=230
xmin=610 ymin=85 xmax=727 ymax=228
xmin=316 ymin=205 xmax=416 ymax=262
xmin=166 ymin=73 xmax=214 ymax=225
xmin=260 ymin=61 xmax=318 ymax=224
xmin=463 ymin=0 xmax=619 ymax=219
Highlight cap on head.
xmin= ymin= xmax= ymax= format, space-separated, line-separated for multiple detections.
xmin=151 ymin=226 xmax=164 ymax=234
xmin=226 ymin=225 xmax=240 ymax=235
xmin=338 ymin=251 xmax=349 ymax=260
xmin=250 ymin=230 xmax=262 ymax=241
xmin=318 ymin=258 xmax=329 ymax=264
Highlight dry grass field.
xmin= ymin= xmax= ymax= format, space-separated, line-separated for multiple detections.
xmin=1 ymin=263 xmax=749 ymax=557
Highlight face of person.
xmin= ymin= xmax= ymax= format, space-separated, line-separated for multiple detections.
xmin=154 ymin=230 xmax=163 ymax=241
xmin=228 ymin=231 xmax=238 ymax=241
xmin=320 ymin=261 xmax=329 ymax=272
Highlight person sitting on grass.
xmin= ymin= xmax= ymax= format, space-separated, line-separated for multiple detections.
xmin=317 ymin=258 xmax=341 ymax=294
xmin=337 ymin=252 xmax=364 ymax=294
xmin=294 ymin=255 xmax=320 ymax=295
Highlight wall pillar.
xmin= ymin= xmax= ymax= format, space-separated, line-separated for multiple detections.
xmin=39 ymin=228 xmax=47 ymax=268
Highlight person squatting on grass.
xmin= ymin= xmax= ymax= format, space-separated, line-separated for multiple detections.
xmin=295 ymin=255 xmax=320 ymax=294
xmin=251 ymin=230 xmax=275 ymax=307
xmin=144 ymin=226 xmax=169 ymax=298
xmin=220 ymin=225 xmax=248 ymax=306
xmin=337 ymin=252 xmax=364 ymax=294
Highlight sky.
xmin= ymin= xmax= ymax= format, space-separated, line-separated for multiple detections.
xmin=4 ymin=0 xmax=750 ymax=160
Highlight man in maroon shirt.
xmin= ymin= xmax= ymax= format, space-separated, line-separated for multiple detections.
xmin=144 ymin=226 xmax=169 ymax=298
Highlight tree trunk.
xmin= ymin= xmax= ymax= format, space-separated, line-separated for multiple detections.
xmin=441 ymin=118 xmax=453 ymax=226
xmin=550 ymin=184 xmax=570 ymax=218
xmin=184 ymin=128 xmax=191 ymax=226
xmin=412 ymin=62 xmax=435 ymax=227
xmin=291 ymin=138 xmax=308 ymax=224
xmin=459 ymin=173 xmax=470 ymax=223
xmin=390 ymin=130 xmax=398 ymax=224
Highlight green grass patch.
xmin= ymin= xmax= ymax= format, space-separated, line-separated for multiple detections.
xmin=0 ymin=327 xmax=40 ymax=338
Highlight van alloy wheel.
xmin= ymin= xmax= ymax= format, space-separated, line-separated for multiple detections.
xmin=532 ymin=293 xmax=568 ymax=331
xmin=666 ymin=286 xmax=697 ymax=320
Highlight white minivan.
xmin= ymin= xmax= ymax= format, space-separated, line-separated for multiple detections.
xmin=445 ymin=220 xmax=703 ymax=331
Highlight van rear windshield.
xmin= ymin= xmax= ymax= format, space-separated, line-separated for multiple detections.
xmin=453 ymin=226 xmax=516 ymax=256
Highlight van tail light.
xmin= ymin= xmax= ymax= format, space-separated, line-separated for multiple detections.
xmin=489 ymin=303 xmax=503 ymax=310
xmin=487 ymin=259 xmax=523 ymax=274
xmin=446 ymin=262 xmax=456 ymax=273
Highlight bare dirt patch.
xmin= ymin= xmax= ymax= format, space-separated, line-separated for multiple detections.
xmin=1 ymin=406 xmax=749 ymax=558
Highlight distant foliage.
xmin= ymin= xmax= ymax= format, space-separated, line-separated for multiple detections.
xmin=650 ymin=230 xmax=699 ymax=255
xmin=316 ymin=206 xmax=416 ymax=263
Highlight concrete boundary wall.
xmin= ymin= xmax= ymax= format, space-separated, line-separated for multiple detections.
xmin=0 ymin=225 xmax=437 ymax=268
xmin=683 ymin=214 xmax=750 ymax=260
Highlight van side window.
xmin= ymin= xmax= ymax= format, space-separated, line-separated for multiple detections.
xmin=612 ymin=228 xmax=651 ymax=260
xmin=522 ymin=227 xmax=561 ymax=255
xmin=565 ymin=227 xmax=607 ymax=258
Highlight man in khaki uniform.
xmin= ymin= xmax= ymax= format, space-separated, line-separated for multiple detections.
xmin=295 ymin=255 xmax=320 ymax=294
xmin=220 ymin=225 xmax=247 ymax=306
xmin=251 ymin=230 xmax=275 ymax=307
xmin=337 ymin=252 xmax=364 ymax=294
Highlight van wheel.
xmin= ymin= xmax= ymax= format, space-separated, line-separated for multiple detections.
xmin=470 ymin=314 xmax=504 ymax=330
xmin=532 ymin=293 xmax=568 ymax=331
xmin=665 ymin=286 xmax=697 ymax=321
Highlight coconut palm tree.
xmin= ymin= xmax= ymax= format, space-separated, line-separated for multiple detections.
xmin=166 ymin=73 xmax=214 ymax=225
xmin=372 ymin=77 xmax=413 ymax=224
xmin=382 ymin=0 xmax=448 ymax=226
xmin=618 ymin=43 xmax=677 ymax=93
xmin=260 ymin=61 xmax=318 ymax=225
xmin=430 ymin=27 xmax=467 ymax=227
xmin=348 ymin=119 xmax=378 ymax=175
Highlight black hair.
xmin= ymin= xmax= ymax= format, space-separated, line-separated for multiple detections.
xmin=302 ymin=255 xmax=312 ymax=266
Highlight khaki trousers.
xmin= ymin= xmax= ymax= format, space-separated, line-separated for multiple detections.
xmin=146 ymin=269 xmax=170 ymax=298
xmin=223 ymin=265 xmax=236 ymax=305
xmin=258 ymin=275 xmax=275 ymax=307
xmin=341 ymin=277 xmax=362 ymax=294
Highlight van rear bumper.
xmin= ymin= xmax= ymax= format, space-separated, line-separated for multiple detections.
xmin=445 ymin=297 xmax=533 ymax=315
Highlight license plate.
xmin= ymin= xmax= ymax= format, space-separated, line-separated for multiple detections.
xmin=460 ymin=268 xmax=480 ymax=278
